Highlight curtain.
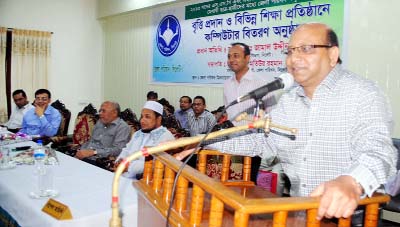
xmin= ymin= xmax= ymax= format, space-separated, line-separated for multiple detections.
xmin=11 ymin=29 xmax=51 ymax=100
xmin=0 ymin=27 xmax=7 ymax=123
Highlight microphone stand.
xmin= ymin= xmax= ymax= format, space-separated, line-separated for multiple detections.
xmin=252 ymin=98 xmax=264 ymax=122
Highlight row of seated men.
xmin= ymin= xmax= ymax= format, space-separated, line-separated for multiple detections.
xmin=2 ymin=88 xmax=234 ymax=180
xmin=2 ymin=89 xmax=61 ymax=136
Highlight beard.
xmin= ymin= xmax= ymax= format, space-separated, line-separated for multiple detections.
xmin=141 ymin=127 xmax=156 ymax=133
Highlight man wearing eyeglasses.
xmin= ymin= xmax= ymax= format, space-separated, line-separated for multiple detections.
xmin=174 ymin=95 xmax=193 ymax=130
xmin=205 ymin=23 xmax=396 ymax=223
xmin=19 ymin=89 xmax=61 ymax=137
xmin=187 ymin=96 xmax=216 ymax=136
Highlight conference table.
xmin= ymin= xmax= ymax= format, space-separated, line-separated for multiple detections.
xmin=0 ymin=141 xmax=138 ymax=227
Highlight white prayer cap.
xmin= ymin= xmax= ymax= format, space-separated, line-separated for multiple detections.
xmin=143 ymin=101 xmax=163 ymax=115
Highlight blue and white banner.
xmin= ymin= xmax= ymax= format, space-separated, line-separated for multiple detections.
xmin=152 ymin=0 xmax=344 ymax=84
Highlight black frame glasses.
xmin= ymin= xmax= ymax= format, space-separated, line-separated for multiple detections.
xmin=284 ymin=44 xmax=332 ymax=55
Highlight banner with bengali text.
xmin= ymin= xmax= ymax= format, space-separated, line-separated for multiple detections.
xmin=152 ymin=0 xmax=344 ymax=84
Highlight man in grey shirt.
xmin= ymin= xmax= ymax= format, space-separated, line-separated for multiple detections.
xmin=75 ymin=101 xmax=131 ymax=164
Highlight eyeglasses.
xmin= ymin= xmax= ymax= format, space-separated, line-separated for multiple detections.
xmin=284 ymin=44 xmax=332 ymax=55
xmin=192 ymin=103 xmax=203 ymax=106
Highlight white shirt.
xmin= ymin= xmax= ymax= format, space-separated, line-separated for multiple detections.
xmin=210 ymin=65 xmax=397 ymax=197
xmin=117 ymin=126 xmax=175 ymax=179
xmin=4 ymin=103 xmax=34 ymax=129
xmin=223 ymin=70 xmax=277 ymax=126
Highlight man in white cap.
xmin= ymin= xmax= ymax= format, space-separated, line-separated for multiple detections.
xmin=115 ymin=101 xmax=175 ymax=179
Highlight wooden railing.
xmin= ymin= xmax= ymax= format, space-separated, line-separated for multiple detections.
xmin=197 ymin=149 xmax=254 ymax=187
xmin=134 ymin=151 xmax=390 ymax=227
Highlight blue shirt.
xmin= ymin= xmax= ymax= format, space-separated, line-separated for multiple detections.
xmin=174 ymin=108 xmax=193 ymax=129
xmin=20 ymin=105 xmax=61 ymax=137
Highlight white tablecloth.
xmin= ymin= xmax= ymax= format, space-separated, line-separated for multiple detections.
xmin=0 ymin=141 xmax=138 ymax=227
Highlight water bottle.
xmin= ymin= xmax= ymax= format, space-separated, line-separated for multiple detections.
xmin=30 ymin=140 xmax=57 ymax=198
xmin=33 ymin=140 xmax=47 ymax=197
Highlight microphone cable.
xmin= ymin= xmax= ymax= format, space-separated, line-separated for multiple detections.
xmin=165 ymin=106 xmax=228 ymax=227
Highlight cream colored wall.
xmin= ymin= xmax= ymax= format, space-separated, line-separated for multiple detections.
xmin=1 ymin=0 xmax=103 ymax=134
xmin=347 ymin=0 xmax=400 ymax=137
xmin=102 ymin=0 xmax=400 ymax=137
xmin=97 ymin=0 xmax=189 ymax=18
xmin=102 ymin=9 xmax=224 ymax=115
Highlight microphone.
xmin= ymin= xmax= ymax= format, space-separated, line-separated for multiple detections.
xmin=227 ymin=73 xmax=294 ymax=107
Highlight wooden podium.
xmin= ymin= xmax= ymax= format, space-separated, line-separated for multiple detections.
xmin=133 ymin=151 xmax=389 ymax=227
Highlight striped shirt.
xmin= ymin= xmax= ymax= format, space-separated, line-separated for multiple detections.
xmin=187 ymin=110 xmax=216 ymax=136
xmin=223 ymin=70 xmax=277 ymax=126
xmin=209 ymin=65 xmax=397 ymax=197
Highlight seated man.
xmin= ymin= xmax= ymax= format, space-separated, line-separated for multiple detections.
xmin=115 ymin=101 xmax=175 ymax=179
xmin=75 ymin=101 xmax=131 ymax=165
xmin=146 ymin=91 xmax=158 ymax=101
xmin=187 ymin=96 xmax=216 ymax=136
xmin=2 ymin=89 xmax=34 ymax=132
xmin=19 ymin=89 xmax=61 ymax=137
xmin=174 ymin=95 xmax=193 ymax=130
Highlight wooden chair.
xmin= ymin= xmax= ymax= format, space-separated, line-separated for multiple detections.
xmin=163 ymin=114 xmax=190 ymax=138
xmin=39 ymin=100 xmax=71 ymax=146
xmin=55 ymin=103 xmax=98 ymax=155
xmin=52 ymin=100 xmax=71 ymax=137
xmin=120 ymin=108 xmax=140 ymax=136
xmin=135 ymin=151 xmax=390 ymax=227
xmin=71 ymin=103 xmax=98 ymax=146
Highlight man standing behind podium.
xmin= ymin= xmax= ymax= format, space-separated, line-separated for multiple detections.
xmin=224 ymin=42 xmax=278 ymax=183
xmin=19 ymin=89 xmax=61 ymax=137
xmin=3 ymin=89 xmax=34 ymax=132
xmin=224 ymin=42 xmax=277 ymax=125
xmin=207 ymin=23 xmax=397 ymax=221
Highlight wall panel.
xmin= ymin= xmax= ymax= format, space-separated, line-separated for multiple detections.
xmin=102 ymin=0 xmax=400 ymax=137
xmin=102 ymin=9 xmax=224 ymax=114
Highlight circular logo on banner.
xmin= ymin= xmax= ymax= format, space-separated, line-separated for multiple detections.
xmin=156 ymin=15 xmax=181 ymax=57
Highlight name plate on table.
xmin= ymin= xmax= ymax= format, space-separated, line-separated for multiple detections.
xmin=42 ymin=198 xmax=73 ymax=220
